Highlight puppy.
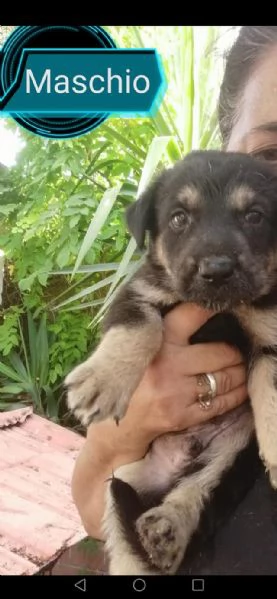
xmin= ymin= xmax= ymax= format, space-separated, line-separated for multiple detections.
xmin=66 ymin=149 xmax=277 ymax=575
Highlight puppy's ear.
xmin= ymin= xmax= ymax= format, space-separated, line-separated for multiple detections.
xmin=126 ymin=173 xmax=166 ymax=250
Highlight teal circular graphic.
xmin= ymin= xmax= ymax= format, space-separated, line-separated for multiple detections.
xmin=0 ymin=25 xmax=116 ymax=138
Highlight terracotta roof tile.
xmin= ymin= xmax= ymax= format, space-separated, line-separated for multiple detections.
xmin=0 ymin=407 xmax=86 ymax=575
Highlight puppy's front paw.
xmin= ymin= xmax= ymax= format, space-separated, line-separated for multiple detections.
xmin=65 ymin=357 xmax=113 ymax=426
xmin=65 ymin=353 xmax=144 ymax=427
xmin=136 ymin=506 xmax=186 ymax=574
xmin=65 ymin=322 xmax=163 ymax=428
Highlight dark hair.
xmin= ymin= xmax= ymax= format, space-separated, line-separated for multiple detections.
xmin=218 ymin=26 xmax=277 ymax=145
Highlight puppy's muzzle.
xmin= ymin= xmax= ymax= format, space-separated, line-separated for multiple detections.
xmin=198 ymin=255 xmax=236 ymax=283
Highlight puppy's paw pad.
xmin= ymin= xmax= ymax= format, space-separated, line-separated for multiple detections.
xmin=136 ymin=508 xmax=184 ymax=573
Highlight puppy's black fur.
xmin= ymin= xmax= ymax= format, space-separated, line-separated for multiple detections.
xmin=66 ymin=150 xmax=277 ymax=575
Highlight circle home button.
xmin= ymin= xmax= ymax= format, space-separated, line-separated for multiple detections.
xmin=133 ymin=578 xmax=147 ymax=592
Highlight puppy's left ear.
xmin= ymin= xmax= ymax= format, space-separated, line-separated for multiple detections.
xmin=126 ymin=173 xmax=165 ymax=250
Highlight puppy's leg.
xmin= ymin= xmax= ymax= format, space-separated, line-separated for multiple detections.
xmin=102 ymin=431 xmax=200 ymax=576
xmin=135 ymin=410 xmax=253 ymax=574
xmin=65 ymin=292 xmax=163 ymax=426
xmin=248 ymin=354 xmax=277 ymax=488
xmin=103 ymin=459 xmax=161 ymax=576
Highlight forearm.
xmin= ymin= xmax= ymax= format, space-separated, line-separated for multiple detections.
xmin=71 ymin=419 xmax=151 ymax=540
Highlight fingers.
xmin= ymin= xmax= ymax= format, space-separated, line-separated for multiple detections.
xmin=163 ymin=303 xmax=214 ymax=345
xmin=160 ymin=341 xmax=243 ymax=376
xmin=168 ymin=364 xmax=246 ymax=408
xmin=184 ymin=343 xmax=243 ymax=373
xmin=195 ymin=364 xmax=246 ymax=399
xmin=151 ymin=363 xmax=246 ymax=407
xmin=185 ymin=383 xmax=248 ymax=427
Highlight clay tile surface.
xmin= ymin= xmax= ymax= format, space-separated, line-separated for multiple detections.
xmin=0 ymin=407 xmax=86 ymax=575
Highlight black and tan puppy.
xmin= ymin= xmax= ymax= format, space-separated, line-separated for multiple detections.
xmin=66 ymin=150 xmax=277 ymax=575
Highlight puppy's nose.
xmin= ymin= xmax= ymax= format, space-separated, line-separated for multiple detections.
xmin=198 ymin=256 xmax=235 ymax=281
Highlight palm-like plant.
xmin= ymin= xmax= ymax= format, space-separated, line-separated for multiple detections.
xmin=0 ymin=311 xmax=60 ymax=418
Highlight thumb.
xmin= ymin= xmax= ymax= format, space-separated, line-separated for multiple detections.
xmin=164 ymin=302 xmax=214 ymax=345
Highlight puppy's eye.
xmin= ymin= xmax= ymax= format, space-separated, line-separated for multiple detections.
xmin=170 ymin=211 xmax=189 ymax=230
xmin=244 ymin=210 xmax=264 ymax=225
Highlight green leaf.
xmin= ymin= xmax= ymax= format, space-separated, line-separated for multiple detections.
xmin=50 ymin=262 xmax=122 ymax=275
xmin=56 ymin=245 xmax=71 ymax=268
xmin=52 ymin=273 xmax=116 ymax=309
xmin=36 ymin=314 xmax=49 ymax=385
xmin=178 ymin=26 xmax=194 ymax=152
xmin=58 ymin=299 xmax=104 ymax=312
xmin=43 ymin=385 xmax=58 ymax=419
xmin=0 ymin=204 xmax=18 ymax=216
xmin=0 ymin=384 xmax=25 ymax=394
xmin=0 ymin=361 xmax=24 ymax=382
xmin=37 ymin=271 xmax=49 ymax=286
xmin=18 ymin=273 xmax=36 ymax=291
xmin=136 ymin=135 xmax=171 ymax=196
xmin=101 ymin=124 xmax=145 ymax=160
xmin=71 ymin=184 xmax=122 ymax=276
xmin=8 ymin=353 xmax=30 ymax=382
xmin=0 ymin=401 xmax=27 ymax=411
xmin=69 ymin=215 xmax=80 ymax=228
xmin=104 ymin=238 xmax=137 ymax=302
xmin=26 ymin=310 xmax=37 ymax=378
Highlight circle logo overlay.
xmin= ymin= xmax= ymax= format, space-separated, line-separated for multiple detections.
xmin=0 ymin=26 xmax=166 ymax=139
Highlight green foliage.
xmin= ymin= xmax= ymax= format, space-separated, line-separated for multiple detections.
xmin=0 ymin=305 xmax=23 ymax=355
xmin=0 ymin=26 xmax=234 ymax=418
xmin=0 ymin=311 xmax=59 ymax=418
xmin=48 ymin=311 xmax=92 ymax=384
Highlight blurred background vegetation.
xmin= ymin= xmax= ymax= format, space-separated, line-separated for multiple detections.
xmin=0 ymin=25 xmax=239 ymax=426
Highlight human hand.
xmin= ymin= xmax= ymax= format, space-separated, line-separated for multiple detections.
xmin=121 ymin=303 xmax=247 ymax=450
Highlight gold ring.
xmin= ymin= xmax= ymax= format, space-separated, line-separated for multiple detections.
xmin=197 ymin=373 xmax=217 ymax=409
